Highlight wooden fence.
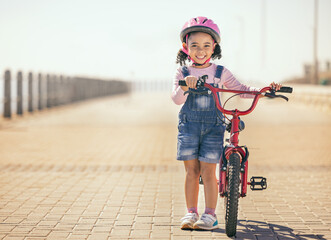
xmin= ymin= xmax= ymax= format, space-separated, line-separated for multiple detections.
xmin=2 ymin=70 xmax=130 ymax=119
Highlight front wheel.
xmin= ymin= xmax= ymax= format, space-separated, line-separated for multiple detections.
xmin=225 ymin=153 xmax=241 ymax=237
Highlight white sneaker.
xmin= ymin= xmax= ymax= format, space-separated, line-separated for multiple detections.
xmin=180 ymin=212 xmax=199 ymax=229
xmin=193 ymin=213 xmax=219 ymax=230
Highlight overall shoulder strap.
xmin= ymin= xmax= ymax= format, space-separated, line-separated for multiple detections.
xmin=181 ymin=66 xmax=190 ymax=78
xmin=215 ymin=65 xmax=224 ymax=79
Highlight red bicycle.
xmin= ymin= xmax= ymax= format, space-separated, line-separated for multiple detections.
xmin=179 ymin=76 xmax=292 ymax=237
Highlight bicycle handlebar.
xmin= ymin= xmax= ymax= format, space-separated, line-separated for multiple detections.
xmin=178 ymin=78 xmax=292 ymax=116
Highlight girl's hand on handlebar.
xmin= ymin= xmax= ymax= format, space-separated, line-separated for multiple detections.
xmin=270 ymin=82 xmax=282 ymax=91
xmin=180 ymin=76 xmax=198 ymax=91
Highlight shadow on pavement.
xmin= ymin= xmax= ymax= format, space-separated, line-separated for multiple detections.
xmin=181 ymin=220 xmax=326 ymax=239
xmin=212 ymin=220 xmax=327 ymax=240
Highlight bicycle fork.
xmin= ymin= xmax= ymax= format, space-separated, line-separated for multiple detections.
xmin=218 ymin=146 xmax=267 ymax=198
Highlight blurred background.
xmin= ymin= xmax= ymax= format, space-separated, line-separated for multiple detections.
xmin=0 ymin=0 xmax=331 ymax=118
xmin=0 ymin=0 xmax=330 ymax=91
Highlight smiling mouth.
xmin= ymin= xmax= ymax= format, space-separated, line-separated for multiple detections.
xmin=196 ymin=56 xmax=206 ymax=60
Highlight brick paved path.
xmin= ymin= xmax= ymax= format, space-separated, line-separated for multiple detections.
xmin=0 ymin=92 xmax=330 ymax=239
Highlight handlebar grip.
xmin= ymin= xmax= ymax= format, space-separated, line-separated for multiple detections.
xmin=278 ymin=87 xmax=293 ymax=93
xmin=178 ymin=80 xmax=187 ymax=86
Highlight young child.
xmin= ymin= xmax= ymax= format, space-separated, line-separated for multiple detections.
xmin=171 ymin=16 xmax=281 ymax=230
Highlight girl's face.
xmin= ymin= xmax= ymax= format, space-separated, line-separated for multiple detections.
xmin=183 ymin=32 xmax=216 ymax=67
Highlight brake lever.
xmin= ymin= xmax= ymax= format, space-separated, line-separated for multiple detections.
xmin=197 ymin=75 xmax=207 ymax=87
xmin=276 ymin=94 xmax=289 ymax=101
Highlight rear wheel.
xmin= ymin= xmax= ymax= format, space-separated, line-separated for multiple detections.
xmin=224 ymin=153 xmax=241 ymax=237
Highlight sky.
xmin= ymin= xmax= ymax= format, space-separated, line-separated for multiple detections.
xmin=0 ymin=0 xmax=330 ymax=85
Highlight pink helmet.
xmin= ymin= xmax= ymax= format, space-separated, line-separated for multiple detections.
xmin=180 ymin=16 xmax=220 ymax=44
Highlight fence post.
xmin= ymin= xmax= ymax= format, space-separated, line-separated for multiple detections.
xmin=59 ymin=75 xmax=63 ymax=105
xmin=38 ymin=73 xmax=43 ymax=110
xmin=51 ymin=75 xmax=55 ymax=107
xmin=46 ymin=74 xmax=51 ymax=108
xmin=28 ymin=72 xmax=33 ymax=112
xmin=4 ymin=70 xmax=11 ymax=118
xmin=70 ymin=77 xmax=74 ymax=103
xmin=53 ymin=75 xmax=57 ymax=106
xmin=55 ymin=75 xmax=60 ymax=106
xmin=66 ymin=77 xmax=70 ymax=104
xmin=17 ymin=71 xmax=23 ymax=115
xmin=71 ymin=78 xmax=76 ymax=102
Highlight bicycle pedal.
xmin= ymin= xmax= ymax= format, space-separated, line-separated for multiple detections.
xmin=249 ymin=176 xmax=267 ymax=191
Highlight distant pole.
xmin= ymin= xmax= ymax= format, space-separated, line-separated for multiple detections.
xmin=261 ymin=0 xmax=266 ymax=69
xmin=4 ymin=70 xmax=11 ymax=118
xmin=313 ymin=0 xmax=319 ymax=84
xmin=17 ymin=71 xmax=23 ymax=115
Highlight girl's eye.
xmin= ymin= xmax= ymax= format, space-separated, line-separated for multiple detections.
xmin=204 ymin=45 xmax=211 ymax=48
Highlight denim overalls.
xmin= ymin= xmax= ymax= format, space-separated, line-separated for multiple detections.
xmin=177 ymin=65 xmax=226 ymax=164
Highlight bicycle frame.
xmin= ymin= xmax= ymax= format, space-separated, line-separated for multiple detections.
xmin=203 ymin=83 xmax=271 ymax=198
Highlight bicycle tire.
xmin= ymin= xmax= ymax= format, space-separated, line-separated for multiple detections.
xmin=225 ymin=153 xmax=241 ymax=237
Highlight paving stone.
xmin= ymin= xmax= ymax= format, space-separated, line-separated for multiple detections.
xmin=87 ymin=232 xmax=109 ymax=240
xmin=130 ymin=229 xmax=151 ymax=238
xmin=2 ymin=236 xmax=25 ymax=240
xmin=47 ymin=231 xmax=70 ymax=239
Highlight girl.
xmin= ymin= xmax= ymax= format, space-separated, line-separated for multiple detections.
xmin=171 ymin=16 xmax=281 ymax=230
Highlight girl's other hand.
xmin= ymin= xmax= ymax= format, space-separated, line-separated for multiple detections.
xmin=270 ymin=82 xmax=282 ymax=91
